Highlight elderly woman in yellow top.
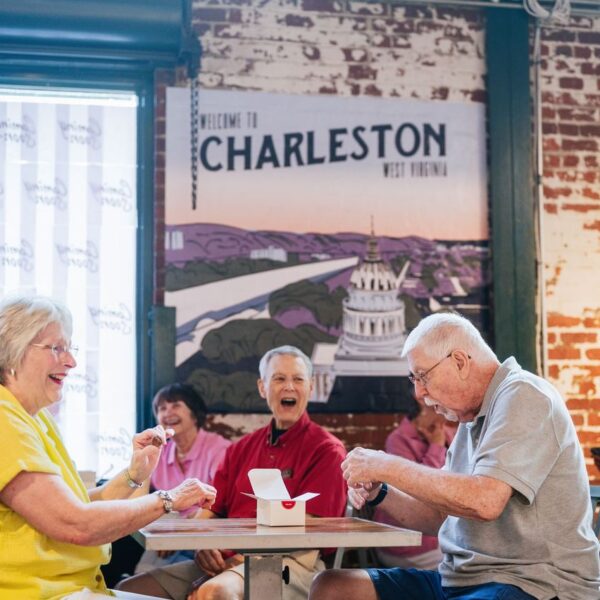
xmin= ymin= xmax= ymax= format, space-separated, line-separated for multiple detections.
xmin=0 ymin=295 xmax=217 ymax=599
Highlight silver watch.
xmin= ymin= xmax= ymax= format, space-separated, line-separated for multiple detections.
xmin=157 ymin=490 xmax=174 ymax=513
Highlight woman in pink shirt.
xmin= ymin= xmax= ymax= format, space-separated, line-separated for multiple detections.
xmin=374 ymin=401 xmax=457 ymax=570
xmin=105 ymin=384 xmax=231 ymax=584
xmin=150 ymin=383 xmax=231 ymax=505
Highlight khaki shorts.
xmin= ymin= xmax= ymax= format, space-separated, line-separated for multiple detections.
xmin=150 ymin=550 xmax=324 ymax=600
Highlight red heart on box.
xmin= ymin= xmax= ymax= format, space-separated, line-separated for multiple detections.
xmin=281 ymin=501 xmax=296 ymax=510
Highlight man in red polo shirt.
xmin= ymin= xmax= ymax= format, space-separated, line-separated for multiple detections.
xmin=118 ymin=345 xmax=347 ymax=600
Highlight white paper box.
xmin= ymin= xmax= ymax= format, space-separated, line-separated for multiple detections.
xmin=243 ymin=468 xmax=319 ymax=526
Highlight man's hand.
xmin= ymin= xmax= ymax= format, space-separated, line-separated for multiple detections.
xmin=348 ymin=481 xmax=381 ymax=510
xmin=128 ymin=425 xmax=174 ymax=484
xmin=194 ymin=549 xmax=243 ymax=577
xmin=342 ymin=447 xmax=387 ymax=488
xmin=169 ymin=479 xmax=217 ymax=513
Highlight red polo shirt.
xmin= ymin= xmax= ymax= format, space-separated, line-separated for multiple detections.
xmin=211 ymin=411 xmax=347 ymax=521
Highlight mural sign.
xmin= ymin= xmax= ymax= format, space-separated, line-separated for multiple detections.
xmin=166 ymin=88 xmax=490 ymax=413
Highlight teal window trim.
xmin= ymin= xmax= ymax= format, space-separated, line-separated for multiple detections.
xmin=486 ymin=9 xmax=537 ymax=373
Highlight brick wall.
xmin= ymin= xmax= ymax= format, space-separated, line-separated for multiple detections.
xmin=154 ymin=2 xmax=600 ymax=464
xmin=540 ymin=16 xmax=600 ymax=482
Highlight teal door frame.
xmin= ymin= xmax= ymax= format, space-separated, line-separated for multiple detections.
xmin=486 ymin=9 xmax=537 ymax=372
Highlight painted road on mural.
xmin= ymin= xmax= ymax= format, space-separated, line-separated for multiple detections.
xmin=166 ymin=256 xmax=359 ymax=366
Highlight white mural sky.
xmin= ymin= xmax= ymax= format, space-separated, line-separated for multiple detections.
xmin=166 ymin=88 xmax=488 ymax=240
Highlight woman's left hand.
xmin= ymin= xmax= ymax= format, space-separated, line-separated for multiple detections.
xmin=127 ymin=425 xmax=174 ymax=484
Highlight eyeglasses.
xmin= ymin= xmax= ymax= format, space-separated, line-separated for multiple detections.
xmin=30 ymin=343 xmax=79 ymax=358
xmin=408 ymin=353 xmax=452 ymax=387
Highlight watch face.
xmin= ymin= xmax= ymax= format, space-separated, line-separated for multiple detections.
xmin=159 ymin=490 xmax=173 ymax=512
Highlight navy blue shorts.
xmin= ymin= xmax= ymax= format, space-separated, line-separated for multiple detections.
xmin=367 ymin=568 xmax=538 ymax=600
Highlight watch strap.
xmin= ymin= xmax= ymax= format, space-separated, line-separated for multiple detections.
xmin=157 ymin=490 xmax=174 ymax=513
xmin=366 ymin=482 xmax=388 ymax=507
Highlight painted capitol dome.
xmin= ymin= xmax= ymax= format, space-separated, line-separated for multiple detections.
xmin=336 ymin=230 xmax=408 ymax=359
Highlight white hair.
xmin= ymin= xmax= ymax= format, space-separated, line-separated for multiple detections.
xmin=258 ymin=345 xmax=313 ymax=380
xmin=401 ymin=312 xmax=496 ymax=362
xmin=0 ymin=294 xmax=72 ymax=383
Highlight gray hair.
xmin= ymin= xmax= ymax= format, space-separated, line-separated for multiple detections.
xmin=401 ymin=312 xmax=497 ymax=362
xmin=258 ymin=345 xmax=313 ymax=380
xmin=0 ymin=294 xmax=72 ymax=384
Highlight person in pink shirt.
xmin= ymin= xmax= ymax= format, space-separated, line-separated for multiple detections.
xmin=102 ymin=384 xmax=231 ymax=585
xmin=151 ymin=383 xmax=231 ymax=509
xmin=374 ymin=401 xmax=457 ymax=570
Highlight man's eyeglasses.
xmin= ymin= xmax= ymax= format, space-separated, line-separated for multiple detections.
xmin=30 ymin=343 xmax=79 ymax=358
xmin=408 ymin=353 xmax=452 ymax=387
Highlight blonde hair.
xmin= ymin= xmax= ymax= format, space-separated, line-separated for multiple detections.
xmin=0 ymin=294 xmax=72 ymax=383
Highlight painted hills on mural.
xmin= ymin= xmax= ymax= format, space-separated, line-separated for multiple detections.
xmin=165 ymin=223 xmax=490 ymax=413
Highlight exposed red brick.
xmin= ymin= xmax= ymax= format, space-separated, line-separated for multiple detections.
xmin=548 ymin=346 xmax=581 ymax=360
xmin=562 ymin=332 xmax=598 ymax=344
xmin=563 ymin=155 xmax=579 ymax=167
xmin=555 ymin=44 xmax=573 ymax=57
xmin=348 ymin=64 xmax=377 ymax=80
xmin=577 ymin=431 xmax=600 ymax=445
xmin=543 ymin=122 xmax=557 ymax=134
xmin=543 ymin=185 xmax=572 ymax=199
xmin=547 ymin=313 xmax=582 ymax=327
xmin=544 ymin=202 xmax=558 ymax=214
xmin=364 ymin=84 xmax=383 ymax=96
xmin=432 ymin=87 xmax=450 ymax=100
xmin=584 ymin=220 xmax=600 ymax=231
xmin=544 ymin=154 xmax=560 ymax=168
xmin=468 ymin=89 xmax=486 ymax=103
xmin=571 ymin=413 xmax=585 ymax=427
xmin=559 ymin=77 xmax=584 ymax=90
xmin=578 ymin=31 xmax=600 ymax=45
xmin=567 ymin=397 xmax=597 ymax=410
xmin=558 ymin=123 xmax=579 ymax=136
xmin=284 ymin=14 xmax=315 ymax=27
xmin=543 ymin=29 xmax=576 ymax=42
xmin=543 ymin=137 xmax=560 ymax=151
xmin=581 ymin=62 xmax=600 ymax=76
xmin=562 ymin=138 xmax=598 ymax=152
xmin=580 ymin=124 xmax=600 ymax=137
xmin=584 ymin=155 xmax=598 ymax=168
xmin=574 ymin=45 xmax=592 ymax=59
xmin=586 ymin=414 xmax=600 ymax=428
xmin=583 ymin=313 xmax=600 ymax=328
xmin=586 ymin=349 xmax=600 ymax=360
xmin=555 ymin=170 xmax=577 ymax=183
xmin=582 ymin=187 xmax=600 ymax=200
xmin=548 ymin=363 xmax=559 ymax=379
xmin=300 ymin=0 xmax=343 ymax=12
xmin=557 ymin=107 xmax=595 ymax=122
xmin=563 ymin=203 xmax=599 ymax=213
xmin=542 ymin=106 xmax=556 ymax=120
